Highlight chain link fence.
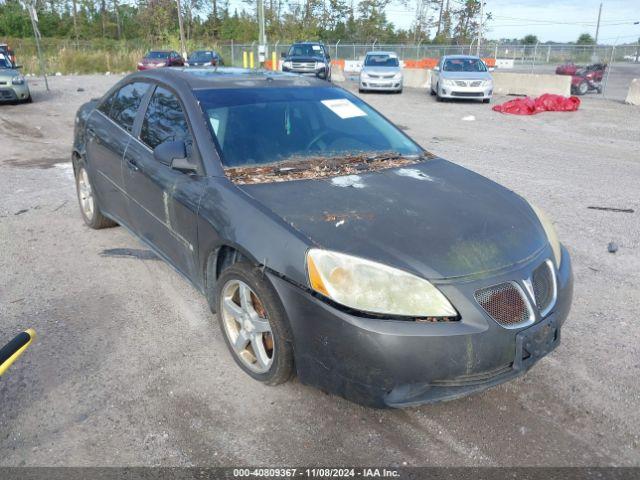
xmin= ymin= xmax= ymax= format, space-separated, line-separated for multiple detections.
xmin=7 ymin=38 xmax=639 ymax=100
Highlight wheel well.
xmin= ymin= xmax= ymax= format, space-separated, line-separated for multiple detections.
xmin=205 ymin=245 xmax=250 ymax=312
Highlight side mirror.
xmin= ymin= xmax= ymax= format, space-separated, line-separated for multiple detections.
xmin=433 ymin=66 xmax=440 ymax=71
xmin=154 ymin=140 xmax=197 ymax=173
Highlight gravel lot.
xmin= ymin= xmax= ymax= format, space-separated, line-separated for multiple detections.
xmin=1 ymin=74 xmax=639 ymax=467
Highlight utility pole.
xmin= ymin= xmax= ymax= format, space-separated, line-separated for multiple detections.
xmin=27 ymin=2 xmax=49 ymax=91
xmin=477 ymin=0 xmax=484 ymax=56
xmin=258 ymin=0 xmax=267 ymax=67
xmin=176 ymin=0 xmax=187 ymax=60
xmin=594 ymin=2 xmax=603 ymax=44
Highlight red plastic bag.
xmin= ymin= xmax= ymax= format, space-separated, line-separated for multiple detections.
xmin=493 ymin=94 xmax=580 ymax=115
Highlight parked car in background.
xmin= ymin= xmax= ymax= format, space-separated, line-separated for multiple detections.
xmin=555 ymin=63 xmax=606 ymax=95
xmin=137 ymin=50 xmax=184 ymax=71
xmin=430 ymin=55 xmax=493 ymax=103
xmin=71 ymin=68 xmax=572 ymax=408
xmin=187 ymin=50 xmax=224 ymax=67
xmin=0 ymin=43 xmax=16 ymax=66
xmin=281 ymin=42 xmax=331 ymax=81
xmin=0 ymin=54 xmax=30 ymax=103
xmin=359 ymin=51 xmax=403 ymax=93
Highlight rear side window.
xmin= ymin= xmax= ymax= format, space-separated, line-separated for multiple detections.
xmin=140 ymin=86 xmax=193 ymax=153
xmin=108 ymin=82 xmax=149 ymax=132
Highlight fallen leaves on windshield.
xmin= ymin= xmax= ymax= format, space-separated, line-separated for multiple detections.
xmin=225 ymin=151 xmax=435 ymax=185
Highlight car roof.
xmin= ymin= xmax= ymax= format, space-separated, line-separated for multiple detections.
xmin=443 ymin=55 xmax=481 ymax=60
xmin=291 ymin=41 xmax=324 ymax=45
xmin=128 ymin=67 xmax=334 ymax=90
xmin=365 ymin=51 xmax=397 ymax=56
xmin=147 ymin=50 xmax=172 ymax=54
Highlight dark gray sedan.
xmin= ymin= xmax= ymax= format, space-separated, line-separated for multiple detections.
xmin=72 ymin=68 xmax=573 ymax=408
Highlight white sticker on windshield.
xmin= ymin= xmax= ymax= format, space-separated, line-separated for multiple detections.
xmin=321 ymin=99 xmax=367 ymax=119
xmin=312 ymin=45 xmax=321 ymax=51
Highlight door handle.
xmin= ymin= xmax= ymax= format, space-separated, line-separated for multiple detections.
xmin=126 ymin=157 xmax=139 ymax=171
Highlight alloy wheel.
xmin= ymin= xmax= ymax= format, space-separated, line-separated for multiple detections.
xmin=220 ymin=279 xmax=274 ymax=373
xmin=77 ymin=167 xmax=95 ymax=220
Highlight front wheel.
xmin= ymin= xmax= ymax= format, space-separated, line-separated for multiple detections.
xmin=74 ymin=162 xmax=117 ymax=229
xmin=483 ymin=98 xmax=491 ymax=104
xmin=577 ymin=81 xmax=588 ymax=95
xmin=216 ymin=262 xmax=294 ymax=385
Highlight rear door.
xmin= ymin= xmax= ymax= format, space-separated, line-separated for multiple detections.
xmin=85 ymin=81 xmax=150 ymax=226
xmin=123 ymin=84 xmax=204 ymax=280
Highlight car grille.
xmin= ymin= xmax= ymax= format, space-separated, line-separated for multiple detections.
xmin=0 ymin=88 xmax=17 ymax=100
xmin=292 ymin=62 xmax=316 ymax=71
xmin=475 ymin=282 xmax=532 ymax=328
xmin=0 ymin=81 xmax=7 ymax=85
xmin=453 ymin=80 xmax=483 ymax=87
xmin=532 ymin=261 xmax=556 ymax=317
xmin=368 ymin=73 xmax=395 ymax=79
xmin=452 ymin=91 xmax=483 ymax=97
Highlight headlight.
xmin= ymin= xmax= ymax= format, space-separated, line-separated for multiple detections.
xmin=360 ymin=71 xmax=369 ymax=79
xmin=394 ymin=72 xmax=403 ymax=80
xmin=12 ymin=75 xmax=25 ymax=85
xmin=442 ymin=78 xmax=455 ymax=86
xmin=315 ymin=61 xmax=323 ymax=69
xmin=282 ymin=61 xmax=292 ymax=69
xmin=529 ymin=203 xmax=562 ymax=267
xmin=306 ymin=249 xmax=457 ymax=317
xmin=482 ymin=79 xmax=493 ymax=87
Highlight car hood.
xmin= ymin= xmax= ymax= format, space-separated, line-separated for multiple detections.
xmin=286 ymin=56 xmax=323 ymax=62
xmin=440 ymin=71 xmax=492 ymax=81
xmin=239 ymin=159 xmax=548 ymax=281
xmin=0 ymin=69 xmax=19 ymax=80
xmin=362 ymin=66 xmax=401 ymax=75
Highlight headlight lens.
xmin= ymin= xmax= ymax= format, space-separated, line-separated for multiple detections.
xmin=529 ymin=203 xmax=562 ymax=267
xmin=482 ymin=79 xmax=493 ymax=87
xmin=394 ymin=72 xmax=403 ymax=79
xmin=442 ymin=78 xmax=455 ymax=86
xmin=360 ymin=71 xmax=369 ymax=79
xmin=306 ymin=249 xmax=457 ymax=317
xmin=12 ymin=75 xmax=25 ymax=85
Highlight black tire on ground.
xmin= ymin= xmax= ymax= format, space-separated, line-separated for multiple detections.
xmin=359 ymin=88 xmax=365 ymax=93
xmin=216 ymin=262 xmax=295 ymax=385
xmin=24 ymin=94 xmax=32 ymax=103
xmin=430 ymin=88 xmax=435 ymax=96
xmin=397 ymin=88 xmax=403 ymax=94
xmin=483 ymin=98 xmax=491 ymax=104
xmin=74 ymin=161 xmax=117 ymax=229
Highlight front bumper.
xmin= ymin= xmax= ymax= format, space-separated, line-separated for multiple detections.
xmin=439 ymin=84 xmax=493 ymax=100
xmin=360 ymin=77 xmax=403 ymax=91
xmin=282 ymin=66 xmax=329 ymax=80
xmin=0 ymin=83 xmax=29 ymax=102
xmin=268 ymin=245 xmax=573 ymax=408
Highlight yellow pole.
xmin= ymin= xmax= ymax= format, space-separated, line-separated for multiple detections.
xmin=249 ymin=51 xmax=255 ymax=69
xmin=272 ymin=51 xmax=277 ymax=70
xmin=0 ymin=329 xmax=36 ymax=377
xmin=242 ymin=51 xmax=248 ymax=69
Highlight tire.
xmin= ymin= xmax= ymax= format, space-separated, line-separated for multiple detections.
xmin=23 ymin=94 xmax=32 ymax=104
xmin=216 ymin=262 xmax=294 ymax=385
xmin=74 ymin=161 xmax=117 ymax=229
xmin=435 ymin=84 xmax=443 ymax=102
xmin=430 ymin=87 xmax=436 ymax=96
xmin=577 ymin=81 xmax=588 ymax=95
xmin=483 ymin=98 xmax=491 ymax=104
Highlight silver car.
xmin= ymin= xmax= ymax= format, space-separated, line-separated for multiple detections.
xmin=359 ymin=51 xmax=403 ymax=93
xmin=430 ymin=55 xmax=493 ymax=103
xmin=0 ymin=54 xmax=30 ymax=103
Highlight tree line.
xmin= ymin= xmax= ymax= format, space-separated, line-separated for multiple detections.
xmin=0 ymin=0 xmax=491 ymax=45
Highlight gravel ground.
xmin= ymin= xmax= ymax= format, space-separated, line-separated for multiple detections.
xmin=0 ymin=74 xmax=639 ymax=467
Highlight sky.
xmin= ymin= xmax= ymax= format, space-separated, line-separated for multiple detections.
xmin=387 ymin=0 xmax=640 ymax=43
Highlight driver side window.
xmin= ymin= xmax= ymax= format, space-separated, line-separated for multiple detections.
xmin=140 ymin=86 xmax=193 ymax=156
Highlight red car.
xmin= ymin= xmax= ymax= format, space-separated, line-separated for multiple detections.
xmin=137 ymin=50 xmax=184 ymax=71
xmin=556 ymin=62 xmax=606 ymax=95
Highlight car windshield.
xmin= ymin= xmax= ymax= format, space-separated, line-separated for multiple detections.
xmin=288 ymin=45 xmax=324 ymax=58
xmin=195 ymin=87 xmax=423 ymax=168
xmin=364 ymin=55 xmax=399 ymax=67
xmin=190 ymin=51 xmax=214 ymax=61
xmin=442 ymin=58 xmax=487 ymax=72
xmin=146 ymin=51 xmax=170 ymax=59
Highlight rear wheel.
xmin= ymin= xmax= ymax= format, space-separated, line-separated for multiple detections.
xmin=75 ymin=162 xmax=117 ymax=229
xmin=216 ymin=262 xmax=294 ymax=385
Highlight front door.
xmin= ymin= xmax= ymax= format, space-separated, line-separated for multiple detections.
xmin=123 ymin=85 xmax=204 ymax=280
